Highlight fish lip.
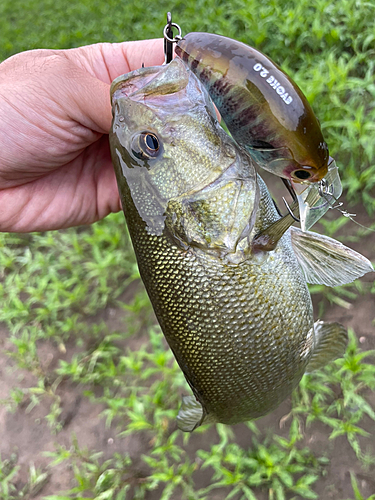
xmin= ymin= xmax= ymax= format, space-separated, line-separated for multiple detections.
xmin=110 ymin=58 xmax=191 ymax=105
xmin=110 ymin=66 xmax=162 ymax=101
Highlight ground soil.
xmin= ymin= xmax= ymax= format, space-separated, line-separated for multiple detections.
xmin=0 ymin=182 xmax=374 ymax=499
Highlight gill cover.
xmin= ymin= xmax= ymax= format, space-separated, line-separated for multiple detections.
xmin=110 ymin=57 xmax=259 ymax=256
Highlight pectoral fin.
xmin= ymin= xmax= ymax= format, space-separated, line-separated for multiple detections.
xmin=252 ymin=202 xmax=299 ymax=252
xmin=177 ymin=396 xmax=206 ymax=432
xmin=290 ymin=227 xmax=374 ymax=286
xmin=306 ymin=321 xmax=348 ymax=372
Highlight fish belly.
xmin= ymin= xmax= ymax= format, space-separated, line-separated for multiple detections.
xmin=129 ymin=213 xmax=313 ymax=425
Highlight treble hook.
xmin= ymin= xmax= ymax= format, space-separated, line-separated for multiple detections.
xmin=318 ymin=178 xmax=335 ymax=198
xmin=282 ymin=197 xmax=300 ymax=222
xmin=278 ymin=178 xmax=299 ymax=221
xmin=163 ymin=12 xmax=182 ymax=64
xmin=281 ymin=178 xmax=297 ymax=203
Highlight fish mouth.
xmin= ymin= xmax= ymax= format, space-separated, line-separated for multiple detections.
xmin=110 ymin=66 xmax=163 ymax=102
xmin=110 ymin=58 xmax=191 ymax=104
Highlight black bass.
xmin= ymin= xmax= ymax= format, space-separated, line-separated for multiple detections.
xmin=109 ymin=58 xmax=373 ymax=431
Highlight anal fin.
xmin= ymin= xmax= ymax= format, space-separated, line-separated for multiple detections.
xmin=306 ymin=321 xmax=348 ymax=372
xmin=177 ymin=396 xmax=206 ymax=432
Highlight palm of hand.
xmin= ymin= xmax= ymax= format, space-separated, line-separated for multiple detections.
xmin=0 ymin=40 xmax=164 ymax=231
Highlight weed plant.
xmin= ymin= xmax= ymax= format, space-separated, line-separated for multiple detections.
xmin=0 ymin=0 xmax=374 ymax=498
xmin=291 ymin=330 xmax=375 ymax=462
xmin=344 ymin=473 xmax=375 ymax=500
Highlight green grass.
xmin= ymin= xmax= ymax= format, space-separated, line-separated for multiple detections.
xmin=0 ymin=0 xmax=375 ymax=498
xmin=0 ymin=453 xmax=49 ymax=499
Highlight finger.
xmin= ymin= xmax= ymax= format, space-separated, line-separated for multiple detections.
xmin=121 ymin=38 xmax=165 ymax=72
xmin=62 ymin=71 xmax=114 ymax=134
xmin=98 ymin=38 xmax=165 ymax=80
xmin=63 ymin=39 xmax=165 ymax=133
xmin=0 ymin=137 xmax=120 ymax=232
xmin=66 ymin=39 xmax=165 ymax=83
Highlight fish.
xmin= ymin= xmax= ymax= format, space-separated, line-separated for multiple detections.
xmin=109 ymin=57 xmax=374 ymax=431
xmin=175 ymin=32 xmax=329 ymax=185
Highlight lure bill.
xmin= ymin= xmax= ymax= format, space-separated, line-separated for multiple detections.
xmin=295 ymin=158 xmax=343 ymax=231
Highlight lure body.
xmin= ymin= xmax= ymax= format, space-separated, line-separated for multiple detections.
xmin=175 ymin=32 xmax=329 ymax=184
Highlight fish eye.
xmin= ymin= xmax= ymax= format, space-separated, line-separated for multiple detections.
xmin=131 ymin=132 xmax=161 ymax=160
xmin=144 ymin=133 xmax=159 ymax=151
xmin=292 ymin=170 xmax=312 ymax=180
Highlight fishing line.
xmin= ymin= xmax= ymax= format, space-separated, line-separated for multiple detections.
xmin=311 ymin=176 xmax=375 ymax=233
xmin=330 ymin=202 xmax=375 ymax=233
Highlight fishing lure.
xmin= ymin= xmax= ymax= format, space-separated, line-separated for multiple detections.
xmin=174 ymin=31 xmax=343 ymax=230
xmin=175 ymin=32 xmax=329 ymax=185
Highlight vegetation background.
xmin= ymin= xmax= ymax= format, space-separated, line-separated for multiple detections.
xmin=0 ymin=0 xmax=375 ymax=498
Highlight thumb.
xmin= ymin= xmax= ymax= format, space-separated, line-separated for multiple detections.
xmin=64 ymin=39 xmax=165 ymax=133
xmin=60 ymin=69 xmax=113 ymax=134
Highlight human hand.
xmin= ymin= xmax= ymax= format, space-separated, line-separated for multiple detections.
xmin=0 ymin=39 xmax=164 ymax=232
